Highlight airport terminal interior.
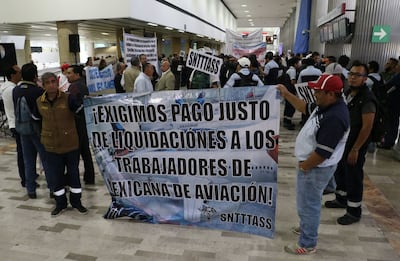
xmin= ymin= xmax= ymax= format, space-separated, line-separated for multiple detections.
xmin=0 ymin=113 xmax=399 ymax=260
xmin=1 ymin=0 xmax=400 ymax=260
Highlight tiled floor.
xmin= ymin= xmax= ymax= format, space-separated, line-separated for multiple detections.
xmin=0 ymin=117 xmax=399 ymax=261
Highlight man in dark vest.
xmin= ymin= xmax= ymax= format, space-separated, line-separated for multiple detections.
xmin=223 ymin=57 xmax=264 ymax=88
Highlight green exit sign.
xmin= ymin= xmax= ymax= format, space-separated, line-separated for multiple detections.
xmin=372 ymin=25 xmax=391 ymax=43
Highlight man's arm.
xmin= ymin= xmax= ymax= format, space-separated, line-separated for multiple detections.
xmin=299 ymin=151 xmax=326 ymax=172
xmin=347 ymin=112 xmax=374 ymax=165
xmin=276 ymin=84 xmax=307 ymax=114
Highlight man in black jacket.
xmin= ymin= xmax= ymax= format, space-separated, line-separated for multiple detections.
xmin=325 ymin=61 xmax=376 ymax=225
xmin=67 ymin=65 xmax=95 ymax=185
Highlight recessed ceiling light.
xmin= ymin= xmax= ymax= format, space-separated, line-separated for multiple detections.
xmin=248 ymin=19 xmax=253 ymax=22
xmin=241 ymin=4 xmax=247 ymax=7
xmin=3 ymin=31 xmax=8 ymax=33
xmin=101 ymin=32 xmax=109 ymax=35
xmin=147 ymin=22 xmax=158 ymax=27
xmin=247 ymin=14 xmax=252 ymax=17
xmin=244 ymin=10 xmax=249 ymax=13
xmin=44 ymin=34 xmax=51 ymax=36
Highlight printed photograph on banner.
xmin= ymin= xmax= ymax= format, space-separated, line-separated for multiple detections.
xmin=83 ymin=87 xmax=280 ymax=238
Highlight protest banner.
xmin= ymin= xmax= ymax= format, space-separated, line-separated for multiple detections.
xmin=294 ymin=82 xmax=316 ymax=103
xmin=225 ymin=29 xmax=265 ymax=64
xmin=86 ymin=64 xmax=115 ymax=94
xmin=186 ymin=49 xmax=223 ymax=77
xmin=123 ymin=32 xmax=158 ymax=70
xmin=84 ymin=86 xmax=280 ymax=238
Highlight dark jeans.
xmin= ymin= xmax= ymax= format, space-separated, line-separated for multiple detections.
xmin=334 ymin=145 xmax=368 ymax=218
xmin=14 ymin=131 xmax=25 ymax=185
xmin=46 ymin=149 xmax=81 ymax=192
xmin=76 ymin=115 xmax=95 ymax=183
xmin=20 ymin=134 xmax=50 ymax=193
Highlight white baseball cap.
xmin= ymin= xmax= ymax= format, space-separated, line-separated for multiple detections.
xmin=238 ymin=57 xmax=250 ymax=67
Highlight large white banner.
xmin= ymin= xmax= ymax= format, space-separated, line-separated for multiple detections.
xmin=123 ymin=32 xmax=158 ymax=68
xmin=84 ymin=86 xmax=280 ymax=238
xmin=225 ymin=28 xmax=266 ymax=64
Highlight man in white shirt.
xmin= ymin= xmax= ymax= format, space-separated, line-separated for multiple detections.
xmin=224 ymin=57 xmax=264 ymax=88
xmin=298 ymin=58 xmax=322 ymax=83
xmin=1 ymin=65 xmax=26 ymax=187
xmin=133 ymin=62 xmax=154 ymax=94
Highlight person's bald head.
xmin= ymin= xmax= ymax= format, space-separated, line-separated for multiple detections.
xmin=161 ymin=60 xmax=170 ymax=72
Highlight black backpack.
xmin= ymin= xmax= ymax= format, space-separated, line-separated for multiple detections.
xmin=233 ymin=72 xmax=258 ymax=87
xmin=368 ymin=75 xmax=387 ymax=103
xmin=15 ymin=96 xmax=40 ymax=135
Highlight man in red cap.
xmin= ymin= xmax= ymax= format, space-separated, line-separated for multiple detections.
xmin=58 ymin=63 xmax=70 ymax=92
xmin=277 ymin=74 xmax=350 ymax=255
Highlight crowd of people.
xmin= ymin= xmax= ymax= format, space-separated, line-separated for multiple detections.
xmin=1 ymin=49 xmax=399 ymax=255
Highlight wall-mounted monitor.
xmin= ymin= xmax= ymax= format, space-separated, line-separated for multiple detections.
xmin=0 ymin=43 xmax=17 ymax=77
xmin=338 ymin=18 xmax=349 ymax=38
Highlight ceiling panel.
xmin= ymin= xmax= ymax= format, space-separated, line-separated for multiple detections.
xmin=0 ymin=1 xmax=298 ymax=43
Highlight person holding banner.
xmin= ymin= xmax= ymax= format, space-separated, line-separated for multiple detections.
xmin=223 ymin=57 xmax=264 ymax=88
xmin=276 ymin=74 xmax=349 ymax=255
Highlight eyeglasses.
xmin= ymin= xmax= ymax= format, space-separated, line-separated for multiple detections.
xmin=348 ymin=72 xmax=366 ymax=77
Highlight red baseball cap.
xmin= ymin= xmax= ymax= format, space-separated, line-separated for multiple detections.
xmin=61 ymin=63 xmax=70 ymax=70
xmin=308 ymin=74 xmax=343 ymax=93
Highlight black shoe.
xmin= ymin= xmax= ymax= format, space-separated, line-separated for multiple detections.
xmin=377 ymin=143 xmax=392 ymax=150
xmin=337 ymin=213 xmax=360 ymax=225
xmin=324 ymin=199 xmax=346 ymax=208
xmin=49 ymin=192 xmax=55 ymax=199
xmin=323 ymin=189 xmax=335 ymax=195
xmin=28 ymin=192 xmax=37 ymax=199
xmin=283 ymin=121 xmax=296 ymax=130
xmin=51 ymin=206 xmax=67 ymax=217
xmin=74 ymin=205 xmax=88 ymax=215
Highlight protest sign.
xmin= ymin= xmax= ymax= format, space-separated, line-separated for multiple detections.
xmin=294 ymin=82 xmax=316 ymax=103
xmin=86 ymin=64 xmax=115 ymax=94
xmin=186 ymin=49 xmax=223 ymax=76
xmin=84 ymin=86 xmax=280 ymax=238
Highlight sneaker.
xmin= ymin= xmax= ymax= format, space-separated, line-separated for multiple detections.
xmin=324 ymin=199 xmax=346 ymax=208
xmin=51 ymin=206 xmax=67 ymax=217
xmin=74 ymin=205 xmax=88 ymax=215
xmin=337 ymin=213 xmax=360 ymax=225
xmin=291 ymin=226 xmax=301 ymax=235
xmin=284 ymin=243 xmax=316 ymax=255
